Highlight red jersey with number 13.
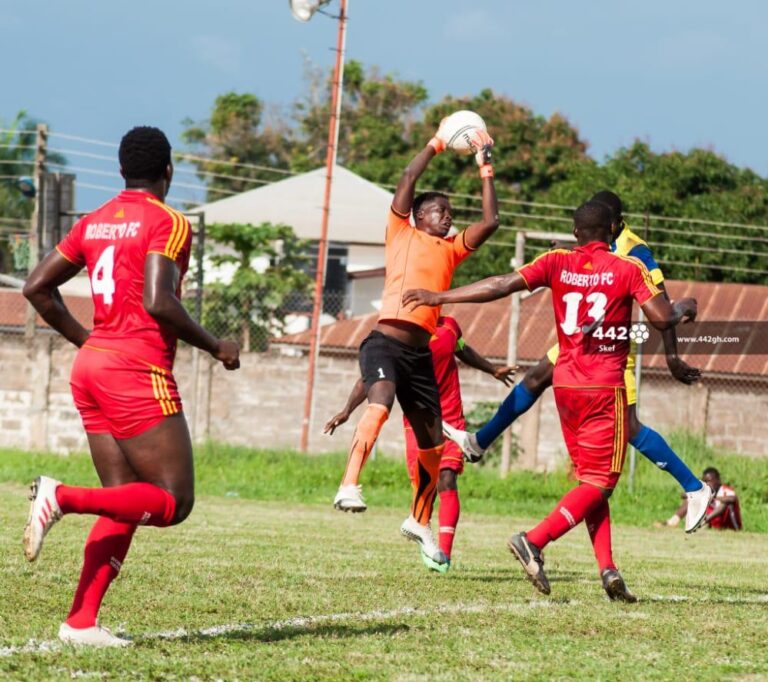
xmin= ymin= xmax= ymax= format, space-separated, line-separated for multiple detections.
xmin=56 ymin=190 xmax=192 ymax=370
xmin=518 ymin=241 xmax=660 ymax=388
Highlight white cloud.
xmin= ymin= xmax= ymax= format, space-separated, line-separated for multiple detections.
xmin=190 ymin=35 xmax=241 ymax=74
xmin=442 ymin=9 xmax=503 ymax=42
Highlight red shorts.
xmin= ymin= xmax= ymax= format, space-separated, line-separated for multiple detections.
xmin=553 ymin=386 xmax=627 ymax=490
xmin=403 ymin=415 xmax=465 ymax=482
xmin=70 ymin=344 xmax=182 ymax=439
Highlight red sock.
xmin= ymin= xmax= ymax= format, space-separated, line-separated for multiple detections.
xmin=438 ymin=488 xmax=460 ymax=559
xmin=526 ymin=484 xmax=604 ymax=550
xmin=56 ymin=482 xmax=176 ymax=527
xmin=586 ymin=500 xmax=616 ymax=572
xmin=66 ymin=517 xmax=136 ymax=629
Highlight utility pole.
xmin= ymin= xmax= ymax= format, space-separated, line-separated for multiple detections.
xmin=24 ymin=124 xmax=48 ymax=340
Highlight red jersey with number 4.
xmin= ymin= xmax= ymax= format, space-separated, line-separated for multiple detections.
xmin=56 ymin=190 xmax=192 ymax=370
xmin=518 ymin=241 xmax=660 ymax=388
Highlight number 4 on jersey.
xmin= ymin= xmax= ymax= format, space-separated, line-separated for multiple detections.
xmin=91 ymin=245 xmax=116 ymax=305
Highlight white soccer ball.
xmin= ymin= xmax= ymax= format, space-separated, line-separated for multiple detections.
xmin=440 ymin=110 xmax=487 ymax=155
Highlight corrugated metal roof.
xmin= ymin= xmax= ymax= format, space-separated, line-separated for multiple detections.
xmin=276 ymin=279 xmax=768 ymax=378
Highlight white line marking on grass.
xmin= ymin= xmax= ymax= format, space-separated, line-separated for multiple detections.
xmin=5 ymin=593 xmax=767 ymax=657
xmin=0 ymin=600 xmax=578 ymax=658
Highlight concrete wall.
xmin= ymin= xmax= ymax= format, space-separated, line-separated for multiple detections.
xmin=1 ymin=336 xmax=766 ymax=466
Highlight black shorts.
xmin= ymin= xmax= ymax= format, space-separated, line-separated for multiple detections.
xmin=359 ymin=330 xmax=441 ymax=418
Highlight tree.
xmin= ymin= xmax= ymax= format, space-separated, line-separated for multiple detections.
xmin=185 ymin=63 xmax=767 ymax=285
xmin=0 ymin=112 xmax=65 ymax=274
xmin=200 ymin=222 xmax=312 ymax=352
xmin=181 ymin=93 xmax=292 ymax=202
xmin=291 ymin=59 xmax=429 ymax=183
xmin=544 ymin=142 xmax=768 ymax=283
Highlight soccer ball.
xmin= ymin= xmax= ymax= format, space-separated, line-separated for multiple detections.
xmin=440 ymin=110 xmax=488 ymax=155
xmin=629 ymin=323 xmax=650 ymax=344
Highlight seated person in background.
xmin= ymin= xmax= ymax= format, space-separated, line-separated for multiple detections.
xmin=664 ymin=467 xmax=741 ymax=531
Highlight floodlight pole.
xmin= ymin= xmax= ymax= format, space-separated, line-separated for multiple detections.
xmin=300 ymin=0 xmax=349 ymax=452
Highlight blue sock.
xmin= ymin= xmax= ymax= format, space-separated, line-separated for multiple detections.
xmin=476 ymin=382 xmax=539 ymax=450
xmin=630 ymin=425 xmax=701 ymax=492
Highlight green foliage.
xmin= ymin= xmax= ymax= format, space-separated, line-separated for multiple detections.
xmin=291 ymin=59 xmax=429 ymax=181
xmin=186 ymin=63 xmax=768 ymax=285
xmin=463 ymin=400 xmax=520 ymax=469
xmin=0 ymin=112 xmax=37 ymax=273
xmin=181 ymin=92 xmax=292 ymax=200
xmin=543 ymin=141 xmax=768 ymax=283
xmin=200 ymin=222 xmax=312 ymax=351
xmin=1 ymin=431 xmax=762 ymax=531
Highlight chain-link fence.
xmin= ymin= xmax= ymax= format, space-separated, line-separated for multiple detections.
xmin=0 ymin=152 xmax=766 ymax=465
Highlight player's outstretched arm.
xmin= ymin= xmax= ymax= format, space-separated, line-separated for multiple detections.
xmin=143 ymin=254 xmax=240 ymax=370
xmin=391 ymin=145 xmax=438 ymax=217
xmin=23 ymin=250 xmax=90 ymax=348
xmin=656 ymin=284 xmax=701 ymax=385
xmin=462 ymin=138 xmax=499 ymax=250
xmin=455 ymin=343 xmax=517 ymax=386
xmin=324 ymin=377 xmax=367 ymax=435
xmin=641 ymin=295 xmax=697 ymax=331
xmin=402 ymin=272 xmax=528 ymax=311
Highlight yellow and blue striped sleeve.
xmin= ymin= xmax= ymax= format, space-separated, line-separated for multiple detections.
xmin=627 ymin=244 xmax=664 ymax=285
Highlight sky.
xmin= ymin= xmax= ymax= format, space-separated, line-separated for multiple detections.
xmin=2 ymin=0 xmax=767 ymax=211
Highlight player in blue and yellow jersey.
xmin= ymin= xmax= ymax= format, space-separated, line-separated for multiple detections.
xmin=442 ymin=190 xmax=715 ymax=535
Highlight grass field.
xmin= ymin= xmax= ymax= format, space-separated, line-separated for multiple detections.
xmin=1 ymin=444 xmax=766 ymax=680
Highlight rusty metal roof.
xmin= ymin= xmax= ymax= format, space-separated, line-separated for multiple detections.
xmin=276 ymin=279 xmax=768 ymax=378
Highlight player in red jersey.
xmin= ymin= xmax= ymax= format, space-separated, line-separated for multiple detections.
xmin=403 ymin=200 xmax=697 ymax=601
xmin=665 ymin=467 xmax=742 ymax=531
xmin=22 ymin=127 xmax=239 ymax=647
xmin=325 ymin=316 xmax=515 ymax=571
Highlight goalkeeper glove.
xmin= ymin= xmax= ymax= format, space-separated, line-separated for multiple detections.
xmin=428 ymin=117 xmax=449 ymax=153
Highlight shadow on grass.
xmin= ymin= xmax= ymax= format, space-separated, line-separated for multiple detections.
xmin=148 ymin=622 xmax=410 ymax=646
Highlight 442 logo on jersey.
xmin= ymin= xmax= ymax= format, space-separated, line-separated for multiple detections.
xmin=591 ymin=322 xmax=650 ymax=344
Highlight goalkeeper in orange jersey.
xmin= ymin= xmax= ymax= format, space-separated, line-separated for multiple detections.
xmin=325 ymin=316 xmax=516 ymax=572
xmin=330 ymin=118 xmax=498 ymax=569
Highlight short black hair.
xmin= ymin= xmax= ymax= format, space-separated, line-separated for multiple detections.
xmin=573 ymin=200 xmax=613 ymax=235
xmin=413 ymin=191 xmax=449 ymax=216
xmin=703 ymin=467 xmax=720 ymax=478
xmin=119 ymin=126 xmax=172 ymax=182
xmin=590 ymin=190 xmax=623 ymax=221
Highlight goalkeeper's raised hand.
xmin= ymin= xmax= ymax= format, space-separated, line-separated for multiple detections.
xmin=469 ymin=129 xmax=494 ymax=167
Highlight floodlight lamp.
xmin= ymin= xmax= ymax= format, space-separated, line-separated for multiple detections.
xmin=288 ymin=0 xmax=332 ymax=22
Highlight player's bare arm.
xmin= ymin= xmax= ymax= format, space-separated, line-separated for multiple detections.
xmin=656 ymin=283 xmax=701 ymax=385
xmin=391 ymin=145 xmax=439 ymax=217
xmin=402 ymin=271 xmax=529 ymax=311
xmin=324 ymin=377 xmax=367 ymax=435
xmin=24 ymin=250 xmax=90 ymax=348
xmin=455 ymin=343 xmax=517 ymax=386
xmin=462 ymin=142 xmax=499 ymax=249
xmin=641 ymin=294 xmax=697 ymax=331
xmin=143 ymin=254 xmax=240 ymax=369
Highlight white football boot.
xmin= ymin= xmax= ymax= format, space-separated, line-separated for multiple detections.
xmin=59 ymin=622 xmax=131 ymax=648
xmin=23 ymin=476 xmax=62 ymax=562
xmin=333 ymin=484 xmax=367 ymax=513
xmin=442 ymin=421 xmax=486 ymax=463
xmin=684 ymin=481 xmax=714 ymax=533
xmin=400 ymin=515 xmax=448 ymax=565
